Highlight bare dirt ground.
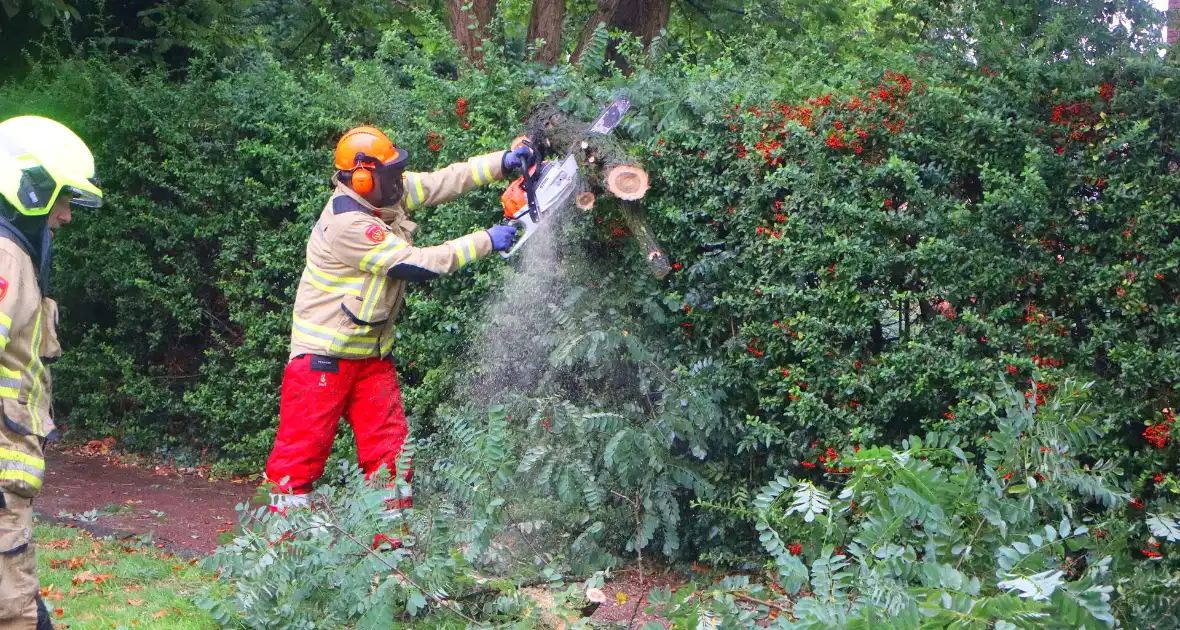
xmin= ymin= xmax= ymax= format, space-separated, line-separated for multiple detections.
xmin=36 ymin=445 xmax=257 ymax=557
xmin=34 ymin=442 xmax=692 ymax=627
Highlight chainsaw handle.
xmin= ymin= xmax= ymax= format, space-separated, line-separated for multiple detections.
xmin=516 ymin=137 xmax=546 ymax=223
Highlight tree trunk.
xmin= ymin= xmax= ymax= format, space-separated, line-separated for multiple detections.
xmin=446 ymin=0 xmax=500 ymax=64
xmin=605 ymin=164 xmax=649 ymax=200
xmin=573 ymin=0 xmax=672 ymax=71
xmin=527 ymin=0 xmax=565 ymax=65
xmin=619 ymin=202 xmax=672 ymax=279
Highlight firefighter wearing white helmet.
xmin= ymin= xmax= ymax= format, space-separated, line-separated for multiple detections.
xmin=0 ymin=115 xmax=102 ymax=630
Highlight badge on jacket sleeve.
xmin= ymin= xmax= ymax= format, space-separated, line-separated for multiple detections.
xmin=365 ymin=225 xmax=386 ymax=243
xmin=0 ymin=277 xmax=7 ymax=302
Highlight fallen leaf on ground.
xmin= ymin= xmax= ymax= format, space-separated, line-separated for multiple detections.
xmin=67 ymin=556 xmax=86 ymax=570
xmin=53 ymin=609 xmax=63 ymax=618
xmin=127 ymin=598 xmax=145 ymax=607
xmin=39 ymin=585 xmax=54 ymax=598
xmin=44 ymin=539 xmax=72 ymax=549
xmin=616 ymin=592 xmax=628 ymax=605
xmin=72 ymin=570 xmax=114 ymax=586
xmin=152 ymin=609 xmax=166 ymax=619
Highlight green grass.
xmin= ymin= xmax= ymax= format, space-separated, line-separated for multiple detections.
xmin=34 ymin=523 xmax=224 ymax=629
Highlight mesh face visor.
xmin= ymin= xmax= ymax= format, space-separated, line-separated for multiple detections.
xmin=65 ymin=176 xmax=103 ymax=208
xmin=373 ymin=152 xmax=408 ymax=206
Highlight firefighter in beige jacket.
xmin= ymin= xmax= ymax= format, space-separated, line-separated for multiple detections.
xmin=0 ymin=116 xmax=103 ymax=630
xmin=265 ymin=126 xmax=528 ymax=517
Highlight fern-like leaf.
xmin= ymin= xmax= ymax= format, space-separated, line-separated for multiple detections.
xmin=786 ymin=482 xmax=830 ymax=523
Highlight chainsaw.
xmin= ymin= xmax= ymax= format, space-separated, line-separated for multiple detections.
xmin=499 ymin=97 xmax=631 ymax=257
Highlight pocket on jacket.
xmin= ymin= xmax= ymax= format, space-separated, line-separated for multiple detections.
xmin=39 ymin=298 xmax=61 ymax=362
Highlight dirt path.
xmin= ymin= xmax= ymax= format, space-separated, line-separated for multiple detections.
xmin=35 ymin=446 xmax=258 ymax=557
xmin=33 ymin=444 xmax=684 ymax=626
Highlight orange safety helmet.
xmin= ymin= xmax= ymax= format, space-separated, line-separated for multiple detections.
xmin=335 ymin=126 xmax=409 ymax=202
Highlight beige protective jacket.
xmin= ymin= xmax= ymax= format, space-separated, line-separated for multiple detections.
xmin=0 ymin=231 xmax=58 ymax=498
xmin=289 ymin=151 xmax=506 ymax=360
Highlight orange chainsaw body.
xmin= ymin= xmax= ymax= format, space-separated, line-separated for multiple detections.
xmin=501 ymin=135 xmax=535 ymax=220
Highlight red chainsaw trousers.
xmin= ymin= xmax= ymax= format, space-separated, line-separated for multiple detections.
xmin=265 ymin=355 xmax=411 ymax=502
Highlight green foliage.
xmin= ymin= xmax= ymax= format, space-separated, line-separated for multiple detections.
xmin=3 ymin=0 xmax=1180 ymax=626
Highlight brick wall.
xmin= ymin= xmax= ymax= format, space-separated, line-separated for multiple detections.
xmin=1171 ymin=0 xmax=1179 ymax=45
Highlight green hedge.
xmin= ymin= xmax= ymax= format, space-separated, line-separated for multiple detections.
xmin=2 ymin=2 xmax=1178 ymax=622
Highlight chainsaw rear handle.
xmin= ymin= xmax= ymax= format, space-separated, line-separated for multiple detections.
xmin=507 ymin=135 xmax=546 ymax=223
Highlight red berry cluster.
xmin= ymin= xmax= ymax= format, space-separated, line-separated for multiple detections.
xmin=724 ymin=70 xmax=914 ymax=167
xmin=426 ymin=131 xmax=444 ymax=152
xmin=747 ymin=337 xmax=764 ymax=357
xmin=1142 ymin=541 xmax=1162 ymax=559
xmin=1143 ymin=408 xmax=1175 ymax=449
xmin=455 ymin=97 xmax=470 ymax=129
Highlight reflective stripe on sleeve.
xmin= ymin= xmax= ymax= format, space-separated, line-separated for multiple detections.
xmin=470 ymin=155 xmax=494 ymax=186
xmin=404 ymin=174 xmax=426 ymax=210
xmin=450 ymin=236 xmax=479 ymax=268
xmin=358 ymin=239 xmax=408 ymax=275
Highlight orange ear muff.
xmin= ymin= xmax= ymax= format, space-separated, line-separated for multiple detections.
xmin=352 ymin=167 xmax=374 ymax=195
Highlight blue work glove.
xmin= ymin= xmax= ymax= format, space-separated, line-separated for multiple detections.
xmin=501 ymin=145 xmax=536 ymax=175
xmin=486 ymin=224 xmax=518 ymax=252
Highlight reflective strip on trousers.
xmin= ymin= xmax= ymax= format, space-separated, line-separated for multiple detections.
xmin=0 ymin=447 xmax=44 ymax=490
xmin=303 ymin=263 xmax=364 ymax=296
xmin=0 ymin=312 xmax=10 ymax=352
xmin=291 ymin=316 xmax=378 ymax=356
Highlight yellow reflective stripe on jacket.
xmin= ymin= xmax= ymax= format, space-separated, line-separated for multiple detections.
xmin=358 ymin=238 xmax=408 ymax=274
xmin=379 ymin=334 xmax=395 ymax=357
xmin=451 ymin=235 xmax=479 ymax=268
xmin=404 ymin=174 xmax=426 ymax=210
xmin=358 ymin=275 xmax=388 ymax=322
xmin=23 ymin=310 xmax=44 ymax=436
xmin=470 ymin=156 xmax=494 ymax=186
xmin=0 ymin=447 xmax=43 ymax=470
xmin=0 ymin=312 xmax=10 ymax=352
xmin=0 ymin=365 xmax=20 ymax=399
xmin=303 ymin=263 xmax=364 ymax=296
xmin=0 ymin=469 xmax=42 ymax=490
xmin=291 ymin=315 xmax=378 ymax=356
xmin=0 ymin=447 xmax=44 ymax=490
